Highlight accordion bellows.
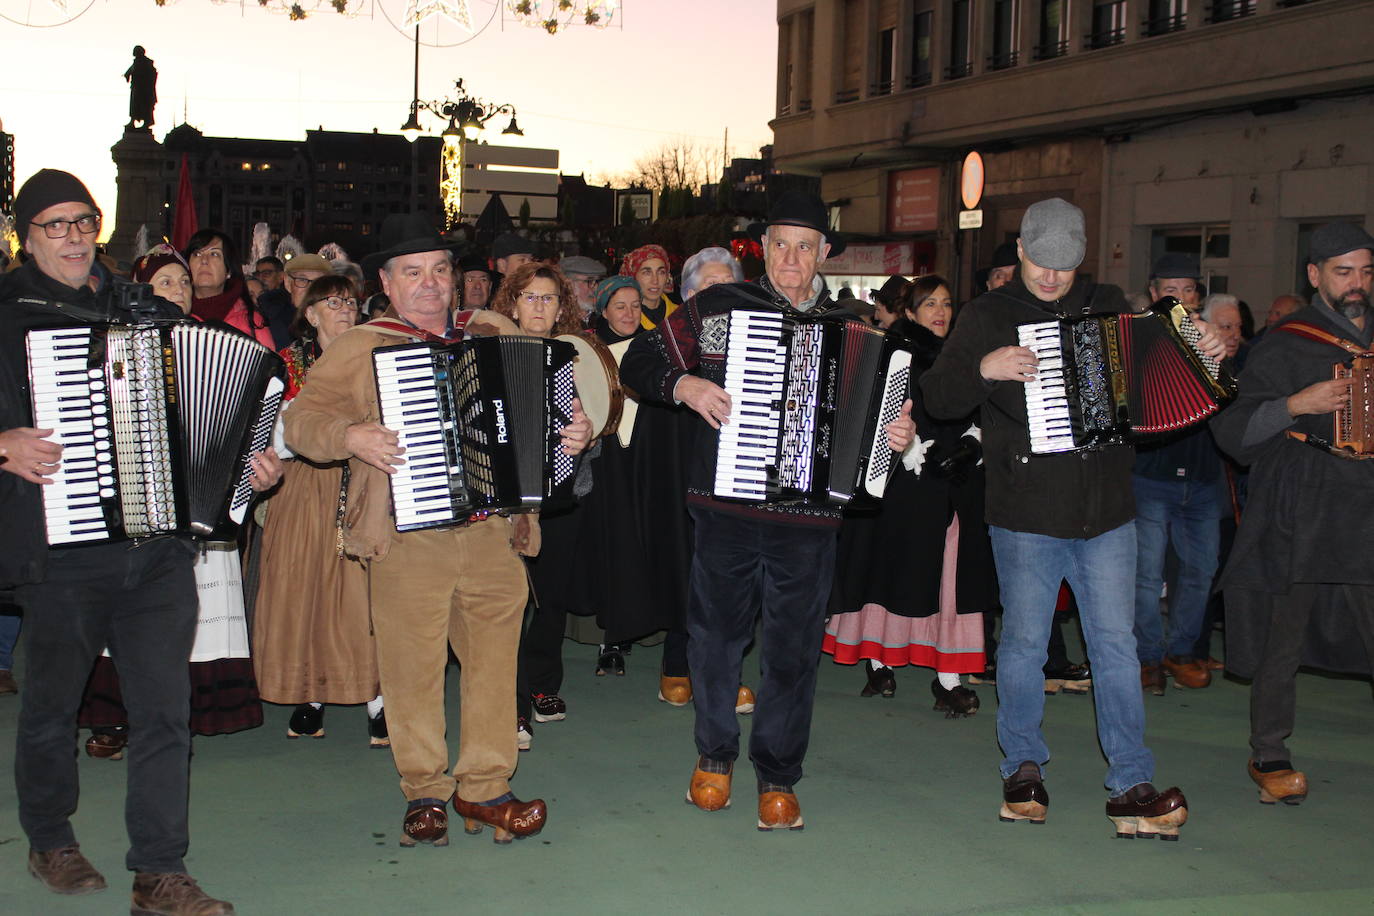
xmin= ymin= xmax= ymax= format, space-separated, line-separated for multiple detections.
xmin=26 ymin=323 xmax=285 ymax=544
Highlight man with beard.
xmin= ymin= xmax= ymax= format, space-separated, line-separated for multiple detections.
xmin=1212 ymin=221 xmax=1374 ymax=807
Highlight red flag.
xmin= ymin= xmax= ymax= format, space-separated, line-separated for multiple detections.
xmin=171 ymin=153 xmax=198 ymax=250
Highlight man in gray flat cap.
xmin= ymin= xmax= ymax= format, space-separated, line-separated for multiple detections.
xmin=558 ymin=255 xmax=607 ymax=325
xmin=1211 ymin=220 xmax=1374 ymax=808
xmin=923 ymin=197 xmax=1224 ymax=841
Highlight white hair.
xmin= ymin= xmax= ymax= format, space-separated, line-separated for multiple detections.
xmin=1200 ymin=292 xmax=1239 ymax=322
xmin=680 ymin=246 xmax=744 ymax=298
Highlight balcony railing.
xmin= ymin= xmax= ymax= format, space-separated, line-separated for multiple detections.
xmin=1142 ymin=12 xmax=1186 ymax=36
xmin=1085 ymin=26 xmax=1126 ymax=50
xmin=869 ymin=79 xmax=894 ymax=97
xmin=1033 ymin=39 xmax=1069 ymax=61
xmin=905 ymin=71 xmax=933 ymax=89
xmin=834 ymin=87 xmax=861 ymax=104
xmin=1207 ymin=0 xmax=1256 ymax=22
xmin=944 ymin=61 xmax=973 ymax=81
xmin=986 ymin=49 xmax=1019 ymax=71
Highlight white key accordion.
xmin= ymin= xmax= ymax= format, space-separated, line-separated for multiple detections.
xmin=26 ymin=323 xmax=286 ymax=545
xmin=714 ymin=309 xmax=911 ymax=506
xmin=372 ymin=335 xmax=577 ymax=531
xmin=1019 ymin=298 xmax=1235 ymax=455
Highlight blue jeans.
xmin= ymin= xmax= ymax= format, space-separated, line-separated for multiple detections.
xmin=0 ymin=603 xmax=20 ymax=670
xmin=1132 ymin=475 xmax=1222 ymax=663
xmin=991 ymin=523 xmax=1154 ymax=795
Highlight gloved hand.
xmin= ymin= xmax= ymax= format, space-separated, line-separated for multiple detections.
xmin=932 ymin=436 xmax=982 ymax=485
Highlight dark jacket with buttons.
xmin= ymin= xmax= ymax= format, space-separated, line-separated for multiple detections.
xmin=920 ymin=275 xmax=1136 ymax=539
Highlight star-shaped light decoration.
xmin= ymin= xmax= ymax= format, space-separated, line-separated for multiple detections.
xmin=404 ymin=0 xmax=472 ymax=30
xmin=44 ymin=0 xmax=69 ymax=12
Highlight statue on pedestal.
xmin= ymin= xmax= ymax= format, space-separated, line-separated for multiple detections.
xmin=124 ymin=46 xmax=157 ymax=131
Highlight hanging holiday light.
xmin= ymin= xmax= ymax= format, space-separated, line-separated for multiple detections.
xmin=505 ymin=0 xmax=617 ymax=33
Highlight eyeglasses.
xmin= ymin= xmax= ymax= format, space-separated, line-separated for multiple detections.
xmin=32 ymin=213 xmax=100 ymax=239
xmin=519 ymin=293 xmax=559 ymax=307
xmin=288 ymin=275 xmax=314 ymax=289
xmin=310 ymin=296 xmax=359 ymax=312
xmin=253 ymin=268 xmax=279 ymax=279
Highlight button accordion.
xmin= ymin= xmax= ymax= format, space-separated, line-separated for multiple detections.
xmin=372 ymin=335 xmax=577 ymax=531
xmin=715 ymin=309 xmax=911 ymax=506
xmin=26 ymin=323 xmax=286 ymax=545
xmin=1333 ymin=355 xmax=1374 ymax=456
xmin=1019 ymin=297 xmax=1235 ymax=455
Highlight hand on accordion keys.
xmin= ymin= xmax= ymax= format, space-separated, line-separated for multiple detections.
xmin=981 ymin=345 xmax=1040 ymax=383
xmin=246 ymin=447 xmax=285 ymax=492
xmin=0 ymin=426 xmax=63 ymax=485
xmin=884 ymin=399 xmax=917 ymax=453
xmin=677 ymin=375 xmax=733 ymax=430
xmin=559 ymin=398 xmax=592 ymax=457
xmin=1187 ymin=313 xmax=1228 ymax=363
xmin=1287 ymin=377 xmax=1354 ymax=417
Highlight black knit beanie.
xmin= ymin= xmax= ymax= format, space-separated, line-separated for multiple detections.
xmin=13 ymin=169 xmax=100 ymax=248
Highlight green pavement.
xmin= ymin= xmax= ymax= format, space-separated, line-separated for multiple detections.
xmin=2 ymin=642 xmax=1373 ymax=915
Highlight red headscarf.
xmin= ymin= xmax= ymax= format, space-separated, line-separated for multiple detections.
xmin=619 ymin=244 xmax=674 ymax=292
xmin=131 ymin=243 xmax=189 ymax=284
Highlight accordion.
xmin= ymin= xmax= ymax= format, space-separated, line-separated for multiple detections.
xmin=714 ymin=309 xmax=911 ymax=506
xmin=372 ymin=335 xmax=577 ymax=531
xmin=26 ymin=323 xmax=286 ymax=545
xmin=1019 ymin=298 xmax=1235 ymax=454
xmin=1333 ymin=356 xmax=1374 ymax=456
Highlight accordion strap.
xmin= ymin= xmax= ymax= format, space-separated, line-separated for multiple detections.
xmin=1273 ymin=321 xmax=1374 ymax=357
xmin=368 ymin=313 xmax=475 ymax=344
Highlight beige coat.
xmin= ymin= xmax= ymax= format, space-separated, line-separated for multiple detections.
xmin=283 ymin=310 xmax=541 ymax=560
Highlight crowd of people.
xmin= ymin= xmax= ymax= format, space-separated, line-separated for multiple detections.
xmin=2 ymin=165 xmax=1372 ymax=915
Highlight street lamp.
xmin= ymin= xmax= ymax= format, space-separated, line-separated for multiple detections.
xmin=401 ymin=78 xmax=524 ymax=229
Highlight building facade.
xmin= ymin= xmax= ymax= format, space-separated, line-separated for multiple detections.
xmin=771 ymin=0 xmax=1374 ymax=315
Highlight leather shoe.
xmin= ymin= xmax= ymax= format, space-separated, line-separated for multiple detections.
xmin=1140 ymin=663 xmax=1166 ymax=696
xmin=1163 ymin=655 xmax=1212 ymax=689
xmin=735 ymin=684 xmax=756 ymax=715
xmin=658 ymin=675 xmax=692 ymax=706
xmin=1203 ymin=656 xmax=1225 ymax=671
xmin=686 ymin=756 xmax=732 ymax=811
xmin=1248 ymin=760 xmax=1307 ymax=805
xmin=286 ymin=703 xmax=324 ymax=738
xmin=0 ymin=668 xmax=17 ymax=695
xmin=757 ymin=784 xmax=803 ymax=831
xmin=452 ymin=793 xmax=547 ymax=843
xmin=86 ymin=730 xmax=128 ymax=760
xmin=399 ymin=797 xmax=450 ymax=847
xmin=999 ymin=761 xmax=1048 ymax=824
xmin=931 ymin=678 xmax=980 ymax=717
xmin=130 ymin=872 xmax=233 ymax=915
xmin=861 ymin=660 xmax=897 ymax=697
xmin=1043 ymin=662 xmax=1091 ymax=695
xmin=1106 ymin=783 xmax=1188 ymax=840
xmin=28 ymin=845 xmax=107 ymax=895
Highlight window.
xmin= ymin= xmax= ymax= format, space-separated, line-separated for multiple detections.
xmin=336 ymin=161 xmax=347 ymax=171
xmin=836 ymin=0 xmax=864 ymax=103
xmin=1150 ymin=225 xmax=1231 ymax=297
xmin=1036 ymin=0 xmax=1069 ymax=60
xmin=874 ymin=28 xmax=897 ymax=95
xmin=947 ymin=0 xmax=972 ymax=79
xmin=1088 ymin=0 xmax=1127 ymax=48
xmin=908 ymin=9 xmax=934 ymax=87
xmin=989 ymin=0 xmax=1019 ymax=70
xmin=779 ymin=16 xmax=795 ymax=115
xmin=796 ymin=10 xmax=814 ymax=111
xmin=334 ymin=182 xmax=355 ymax=193
xmin=1145 ymin=0 xmax=1185 ymax=36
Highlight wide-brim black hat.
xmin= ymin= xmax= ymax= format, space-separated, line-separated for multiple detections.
xmin=746 ymin=190 xmax=846 ymax=257
xmin=362 ymin=212 xmax=466 ymax=276
xmin=870 ymin=274 xmax=910 ymax=305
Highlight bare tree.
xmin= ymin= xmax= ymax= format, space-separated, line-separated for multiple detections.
xmin=627 ymin=137 xmax=721 ymax=194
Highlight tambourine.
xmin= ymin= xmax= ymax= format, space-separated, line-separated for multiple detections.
xmin=556 ymin=333 xmax=624 ymax=439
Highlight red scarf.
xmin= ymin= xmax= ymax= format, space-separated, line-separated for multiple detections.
xmin=191 ymin=275 xmax=247 ymax=324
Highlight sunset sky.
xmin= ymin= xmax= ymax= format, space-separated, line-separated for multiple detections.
xmin=0 ymin=0 xmax=778 ymax=238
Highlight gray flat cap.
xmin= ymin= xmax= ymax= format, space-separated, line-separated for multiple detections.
xmin=559 ymin=255 xmax=607 ymax=278
xmin=1308 ymin=221 xmax=1374 ymax=264
xmin=1020 ymin=198 xmax=1086 ymax=271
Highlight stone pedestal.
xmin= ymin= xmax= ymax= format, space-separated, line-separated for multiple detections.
xmin=108 ymin=127 xmax=166 ymax=265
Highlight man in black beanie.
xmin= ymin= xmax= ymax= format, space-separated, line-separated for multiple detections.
xmin=1 ymin=169 xmax=278 ymax=915
xmin=1212 ymin=220 xmax=1374 ymax=807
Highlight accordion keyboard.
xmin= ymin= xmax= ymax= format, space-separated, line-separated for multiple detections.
xmin=374 ymin=347 xmax=460 ymax=530
xmin=716 ymin=310 xmax=788 ymax=501
xmin=26 ymin=328 xmax=116 ymax=543
xmin=1019 ymin=321 xmax=1078 ymax=454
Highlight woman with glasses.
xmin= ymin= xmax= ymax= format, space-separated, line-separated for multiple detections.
xmin=182 ymin=228 xmax=275 ymax=348
xmin=489 ymin=263 xmax=587 ymax=749
xmin=253 ymin=276 xmax=388 ymax=746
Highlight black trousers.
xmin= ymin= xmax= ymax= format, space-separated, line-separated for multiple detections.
xmin=516 ymin=597 xmax=566 ymax=719
xmin=1229 ymin=584 xmax=1374 ymax=764
xmin=14 ymin=537 xmax=197 ymax=873
xmin=686 ymin=507 xmax=834 ymax=787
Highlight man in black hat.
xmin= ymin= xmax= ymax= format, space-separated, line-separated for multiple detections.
xmin=491 ymin=232 xmax=536 ymax=279
xmin=284 ymin=213 xmax=591 ymax=847
xmin=1212 ymin=220 xmax=1374 ymax=807
xmin=1132 ymin=252 xmax=1227 ymax=695
xmin=458 ymin=255 xmax=494 ymax=310
xmin=1 ymin=169 xmax=279 ymax=915
xmin=870 ymin=275 xmax=909 ymax=328
xmin=986 ymin=242 xmax=1019 ymax=292
xmin=621 ymin=190 xmax=915 ymax=831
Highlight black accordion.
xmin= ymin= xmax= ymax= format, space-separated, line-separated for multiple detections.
xmin=372 ymin=335 xmax=577 ymax=531
xmin=714 ymin=309 xmax=911 ymax=506
xmin=26 ymin=323 xmax=286 ymax=545
xmin=1019 ymin=298 xmax=1235 ymax=454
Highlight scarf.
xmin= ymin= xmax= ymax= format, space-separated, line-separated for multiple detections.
xmin=191 ymin=275 xmax=247 ymax=324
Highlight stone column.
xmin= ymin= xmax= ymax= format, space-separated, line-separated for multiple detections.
xmin=108 ymin=128 xmax=166 ymax=265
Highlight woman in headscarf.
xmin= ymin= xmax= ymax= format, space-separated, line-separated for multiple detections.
xmin=619 ymin=244 xmax=677 ymax=329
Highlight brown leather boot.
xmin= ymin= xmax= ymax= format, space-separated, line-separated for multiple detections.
xmin=1140 ymin=663 xmax=1167 ymax=696
xmin=130 ymin=872 xmax=233 ymax=915
xmin=28 ymin=845 xmax=107 ymax=895
xmin=1163 ymin=655 xmax=1212 ymax=689
xmin=451 ymin=793 xmax=548 ymax=843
